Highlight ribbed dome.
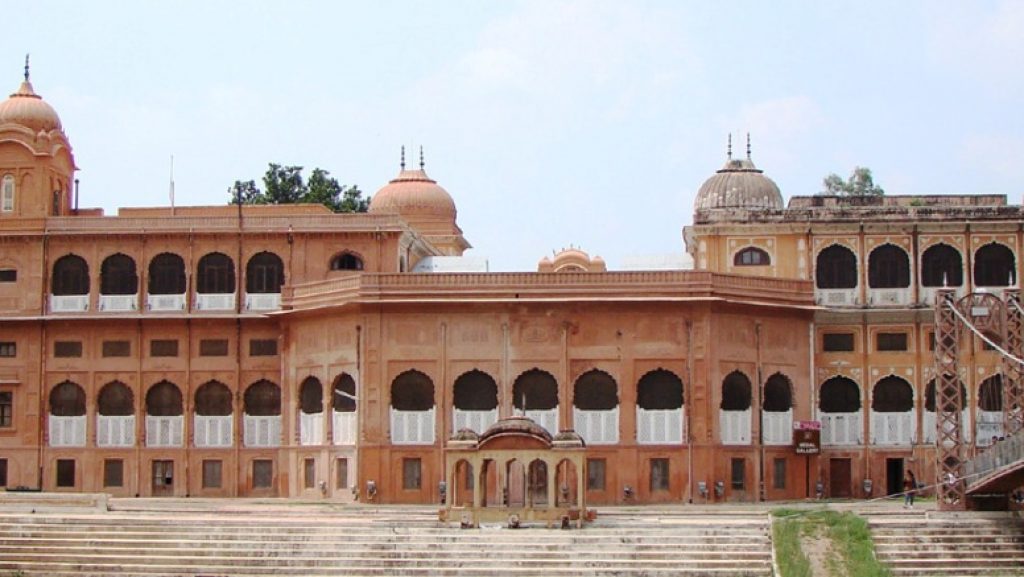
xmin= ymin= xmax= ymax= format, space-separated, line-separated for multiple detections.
xmin=478 ymin=416 xmax=553 ymax=445
xmin=0 ymin=79 xmax=62 ymax=133
xmin=369 ymin=167 xmax=456 ymax=219
xmin=695 ymin=155 xmax=782 ymax=211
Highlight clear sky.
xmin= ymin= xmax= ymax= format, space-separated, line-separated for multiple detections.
xmin=5 ymin=1 xmax=1023 ymax=271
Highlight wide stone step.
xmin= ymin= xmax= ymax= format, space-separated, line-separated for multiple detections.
xmin=0 ymin=554 xmax=773 ymax=574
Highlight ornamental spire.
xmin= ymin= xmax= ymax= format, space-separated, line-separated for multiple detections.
xmin=400 ymin=145 xmax=406 ymax=171
xmin=727 ymin=133 xmax=732 ymax=160
xmin=746 ymin=132 xmax=752 ymax=160
xmin=24 ymin=54 xmax=30 ymax=82
xmin=419 ymin=145 xmax=425 ymax=170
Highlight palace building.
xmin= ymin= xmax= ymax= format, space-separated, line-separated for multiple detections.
xmin=0 ymin=69 xmax=1020 ymax=505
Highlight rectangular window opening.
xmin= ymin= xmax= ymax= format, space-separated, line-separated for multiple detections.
xmin=102 ymin=340 xmax=131 ymax=358
xmin=304 ymin=458 xmax=316 ymax=489
xmin=252 ymin=459 xmax=273 ymax=489
xmin=649 ymin=458 xmax=669 ymax=492
xmin=822 ymin=333 xmax=855 ymax=352
xmin=0 ymin=458 xmax=7 ymax=487
xmin=876 ymin=332 xmax=908 ymax=352
xmin=0 ymin=269 xmax=16 ymax=282
xmin=199 ymin=339 xmax=229 ymax=357
xmin=335 ymin=458 xmax=348 ymax=490
xmin=402 ymin=458 xmax=422 ymax=490
xmin=150 ymin=339 xmax=179 ymax=357
xmin=103 ymin=459 xmax=124 ymax=488
xmin=54 ymin=341 xmax=83 ymax=358
xmin=0 ymin=391 xmax=12 ymax=428
xmin=587 ymin=458 xmax=606 ymax=491
xmin=0 ymin=342 xmax=16 ymax=357
xmin=773 ymin=458 xmax=787 ymax=490
xmin=731 ymin=458 xmax=746 ymax=491
xmin=56 ymin=459 xmax=76 ymax=488
xmin=249 ymin=339 xmax=278 ymax=357
xmin=202 ymin=460 xmax=223 ymax=489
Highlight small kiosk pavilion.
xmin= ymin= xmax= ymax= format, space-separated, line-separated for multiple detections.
xmin=441 ymin=416 xmax=589 ymax=528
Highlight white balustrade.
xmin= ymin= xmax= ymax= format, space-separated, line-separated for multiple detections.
xmin=98 ymin=294 xmax=138 ymax=312
xmin=815 ymin=289 xmax=858 ymax=307
xmin=146 ymin=415 xmax=183 ymax=447
xmin=245 ymin=293 xmax=281 ymax=311
xmin=763 ymin=409 xmax=793 ymax=445
xmin=49 ymin=294 xmax=89 ymax=313
xmin=976 ymin=411 xmax=1004 ymax=447
xmin=49 ymin=415 xmax=86 ymax=447
xmin=524 ymin=409 xmax=558 ymax=435
xmin=573 ymin=407 xmax=619 ymax=445
xmin=720 ymin=408 xmax=752 ymax=445
xmin=243 ymin=414 xmax=282 ymax=447
xmin=868 ymin=287 xmax=912 ymax=306
xmin=820 ymin=412 xmax=862 ymax=445
xmin=390 ymin=407 xmax=435 ymax=445
xmin=636 ymin=407 xmax=684 ymax=445
xmin=333 ymin=411 xmax=358 ymax=445
xmin=870 ymin=411 xmax=914 ymax=446
xmin=452 ymin=408 xmax=498 ymax=435
xmin=923 ymin=410 xmax=971 ymax=444
xmin=97 ymin=415 xmax=135 ymax=447
xmin=300 ymin=411 xmax=325 ymax=446
xmin=147 ymin=293 xmax=186 ymax=311
xmin=195 ymin=293 xmax=236 ymax=311
xmin=194 ymin=415 xmax=233 ymax=447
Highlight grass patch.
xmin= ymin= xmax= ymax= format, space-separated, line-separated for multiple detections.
xmin=771 ymin=509 xmax=891 ymax=577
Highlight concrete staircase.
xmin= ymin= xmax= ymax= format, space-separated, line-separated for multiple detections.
xmin=869 ymin=511 xmax=1024 ymax=576
xmin=0 ymin=501 xmax=774 ymax=577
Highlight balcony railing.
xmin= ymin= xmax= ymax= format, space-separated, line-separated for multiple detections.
xmin=194 ymin=415 xmax=233 ymax=447
xmin=867 ymin=287 xmax=912 ymax=306
xmin=49 ymin=294 xmax=89 ymax=313
xmin=923 ymin=410 xmax=971 ymax=444
xmin=390 ymin=407 xmax=435 ymax=445
xmin=98 ymin=294 xmax=138 ymax=312
xmin=976 ymin=411 xmax=1004 ymax=447
xmin=300 ymin=411 xmax=325 ymax=446
xmin=814 ymin=288 xmax=858 ymax=307
xmin=97 ymin=415 xmax=135 ymax=447
xmin=245 ymin=292 xmax=281 ymax=311
xmin=870 ymin=411 xmax=914 ymax=446
xmin=147 ymin=293 xmax=186 ymax=311
xmin=720 ymin=408 xmax=751 ymax=445
xmin=243 ymin=414 xmax=282 ymax=447
xmin=453 ymin=408 xmax=498 ymax=436
xmin=524 ymin=409 xmax=558 ymax=435
xmin=49 ymin=415 xmax=86 ymax=447
xmin=573 ymin=407 xmax=619 ymax=445
xmin=146 ymin=415 xmax=183 ymax=447
xmin=636 ymin=407 xmax=684 ymax=445
xmin=195 ymin=293 xmax=236 ymax=311
xmin=763 ymin=409 xmax=793 ymax=445
xmin=821 ymin=412 xmax=862 ymax=446
xmin=333 ymin=411 xmax=357 ymax=445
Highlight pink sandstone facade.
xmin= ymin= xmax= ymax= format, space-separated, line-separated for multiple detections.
xmin=0 ymin=70 xmax=1019 ymax=505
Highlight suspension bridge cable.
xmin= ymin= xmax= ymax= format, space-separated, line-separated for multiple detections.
xmin=946 ymin=301 xmax=1024 ymax=367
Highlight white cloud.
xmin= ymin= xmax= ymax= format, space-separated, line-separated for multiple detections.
xmin=721 ymin=96 xmax=826 ymax=169
xmin=960 ymin=134 xmax=1024 ymax=180
xmin=926 ymin=0 xmax=1024 ymax=96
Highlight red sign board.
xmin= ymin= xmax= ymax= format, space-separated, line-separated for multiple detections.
xmin=793 ymin=420 xmax=821 ymax=431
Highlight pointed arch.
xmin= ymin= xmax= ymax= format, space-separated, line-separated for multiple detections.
xmin=197 ymin=252 xmax=235 ymax=294
xmin=100 ymin=253 xmax=138 ymax=295
xmin=734 ymin=246 xmax=770 ymax=266
xmin=148 ymin=252 xmax=186 ymax=295
xmin=921 ymin=243 xmax=963 ymax=287
xmin=52 ymin=254 xmax=89 ymax=295
xmin=246 ymin=251 xmax=284 ymax=293
xmin=974 ymin=242 xmax=1015 ymax=287
xmin=816 ymin=244 xmax=857 ymax=289
xmin=868 ymin=243 xmax=910 ymax=288
xmin=330 ymin=251 xmax=364 ymax=271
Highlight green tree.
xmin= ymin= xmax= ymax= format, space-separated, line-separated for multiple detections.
xmin=820 ymin=166 xmax=884 ymax=196
xmin=228 ymin=164 xmax=369 ymax=212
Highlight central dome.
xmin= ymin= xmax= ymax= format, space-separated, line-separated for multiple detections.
xmin=369 ymin=162 xmax=456 ymax=220
xmin=0 ymin=77 xmax=62 ymax=133
xmin=694 ymin=137 xmax=782 ymax=211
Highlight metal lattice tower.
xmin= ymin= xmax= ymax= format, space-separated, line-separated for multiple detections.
xmin=934 ymin=289 xmax=965 ymax=509
xmin=1004 ymin=290 xmax=1024 ymax=436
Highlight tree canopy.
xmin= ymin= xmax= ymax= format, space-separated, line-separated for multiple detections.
xmin=820 ymin=167 xmax=885 ymax=197
xmin=228 ymin=164 xmax=369 ymax=212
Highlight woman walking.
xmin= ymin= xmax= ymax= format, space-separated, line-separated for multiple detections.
xmin=903 ymin=470 xmax=917 ymax=508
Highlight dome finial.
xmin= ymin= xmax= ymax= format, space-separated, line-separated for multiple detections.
xmin=23 ymin=54 xmax=29 ymax=82
xmin=419 ymin=145 xmax=425 ymax=170
xmin=400 ymin=145 xmax=406 ymax=170
xmin=727 ymin=133 xmax=732 ymax=160
xmin=746 ymin=132 xmax=752 ymax=160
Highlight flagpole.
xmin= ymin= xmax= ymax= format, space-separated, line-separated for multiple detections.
xmin=169 ymin=154 xmax=175 ymax=215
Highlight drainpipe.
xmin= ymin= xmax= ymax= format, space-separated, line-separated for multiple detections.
xmin=685 ymin=320 xmax=694 ymax=504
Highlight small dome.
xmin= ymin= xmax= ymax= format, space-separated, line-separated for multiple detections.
xmin=479 ymin=416 xmax=553 ymax=445
xmin=0 ymin=77 xmax=62 ymax=133
xmin=695 ymin=146 xmax=782 ymax=211
xmin=369 ymin=166 xmax=456 ymax=220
